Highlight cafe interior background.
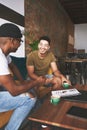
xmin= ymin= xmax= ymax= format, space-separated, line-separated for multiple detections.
xmin=1 ymin=0 xmax=87 ymax=84
xmin=1 ymin=1 xmax=87 ymax=129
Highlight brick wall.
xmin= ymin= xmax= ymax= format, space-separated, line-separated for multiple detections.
xmin=25 ymin=0 xmax=74 ymax=57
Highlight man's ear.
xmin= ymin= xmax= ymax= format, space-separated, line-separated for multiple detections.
xmin=9 ymin=38 xmax=13 ymax=42
xmin=8 ymin=38 xmax=13 ymax=45
xmin=9 ymin=38 xmax=14 ymax=44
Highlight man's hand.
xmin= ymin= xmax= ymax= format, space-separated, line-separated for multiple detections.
xmin=61 ymin=77 xmax=71 ymax=86
xmin=36 ymin=76 xmax=46 ymax=86
xmin=51 ymin=77 xmax=62 ymax=90
xmin=45 ymin=78 xmax=53 ymax=85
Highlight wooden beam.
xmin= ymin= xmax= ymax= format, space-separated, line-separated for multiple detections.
xmin=0 ymin=4 xmax=24 ymax=27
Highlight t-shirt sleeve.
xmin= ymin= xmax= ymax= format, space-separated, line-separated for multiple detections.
xmin=7 ymin=55 xmax=12 ymax=64
xmin=26 ymin=52 xmax=34 ymax=66
xmin=0 ymin=55 xmax=11 ymax=75
xmin=50 ymin=52 xmax=57 ymax=62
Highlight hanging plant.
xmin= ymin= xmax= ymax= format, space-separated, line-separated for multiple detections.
xmin=24 ymin=30 xmax=39 ymax=51
xmin=29 ymin=40 xmax=39 ymax=51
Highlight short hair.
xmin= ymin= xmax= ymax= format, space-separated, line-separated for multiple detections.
xmin=39 ymin=36 xmax=51 ymax=45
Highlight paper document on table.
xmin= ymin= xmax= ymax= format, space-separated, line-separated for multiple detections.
xmin=51 ymin=89 xmax=81 ymax=97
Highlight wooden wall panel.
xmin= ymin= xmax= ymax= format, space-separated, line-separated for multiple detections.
xmin=25 ymin=0 xmax=74 ymax=57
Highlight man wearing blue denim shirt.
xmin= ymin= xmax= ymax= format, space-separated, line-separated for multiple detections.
xmin=0 ymin=23 xmax=45 ymax=130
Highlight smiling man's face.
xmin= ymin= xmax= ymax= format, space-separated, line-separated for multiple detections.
xmin=38 ymin=40 xmax=50 ymax=54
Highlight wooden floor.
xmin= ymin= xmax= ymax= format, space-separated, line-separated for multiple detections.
xmin=20 ymin=121 xmax=68 ymax=130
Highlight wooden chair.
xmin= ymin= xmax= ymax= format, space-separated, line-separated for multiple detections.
xmin=0 ymin=110 xmax=13 ymax=128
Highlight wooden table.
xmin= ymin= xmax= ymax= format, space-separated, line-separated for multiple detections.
xmin=65 ymin=58 xmax=87 ymax=63
xmin=28 ymin=84 xmax=87 ymax=130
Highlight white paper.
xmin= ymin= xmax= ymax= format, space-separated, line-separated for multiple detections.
xmin=51 ymin=88 xmax=81 ymax=97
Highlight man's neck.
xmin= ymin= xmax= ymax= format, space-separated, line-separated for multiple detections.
xmin=0 ymin=46 xmax=9 ymax=56
xmin=38 ymin=52 xmax=47 ymax=59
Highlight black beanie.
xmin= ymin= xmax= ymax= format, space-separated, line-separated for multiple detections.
xmin=0 ymin=23 xmax=22 ymax=38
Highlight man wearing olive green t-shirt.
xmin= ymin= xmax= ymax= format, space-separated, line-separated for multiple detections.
xmin=26 ymin=36 xmax=71 ymax=90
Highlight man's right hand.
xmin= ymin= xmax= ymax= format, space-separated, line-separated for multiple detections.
xmin=36 ymin=76 xmax=46 ymax=86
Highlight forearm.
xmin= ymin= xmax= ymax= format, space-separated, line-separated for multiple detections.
xmin=9 ymin=62 xmax=24 ymax=83
xmin=21 ymin=80 xmax=40 ymax=92
xmin=53 ymin=70 xmax=71 ymax=85
xmin=12 ymin=68 xmax=24 ymax=82
xmin=10 ymin=80 xmax=40 ymax=96
xmin=53 ymin=70 xmax=67 ymax=82
xmin=28 ymin=73 xmax=39 ymax=80
xmin=53 ymin=70 xmax=62 ymax=78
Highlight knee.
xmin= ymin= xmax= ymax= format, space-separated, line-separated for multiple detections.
xmin=31 ymin=97 xmax=37 ymax=105
xmin=23 ymin=93 xmax=37 ymax=106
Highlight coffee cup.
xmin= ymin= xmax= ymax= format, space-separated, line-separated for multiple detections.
xmin=50 ymin=95 xmax=60 ymax=105
xmin=63 ymin=82 xmax=70 ymax=89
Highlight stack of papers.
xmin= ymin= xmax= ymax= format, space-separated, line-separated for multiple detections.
xmin=51 ymin=88 xmax=81 ymax=97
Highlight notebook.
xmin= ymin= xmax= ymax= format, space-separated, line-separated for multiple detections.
xmin=64 ymin=90 xmax=87 ymax=103
xmin=51 ymin=88 xmax=80 ymax=97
